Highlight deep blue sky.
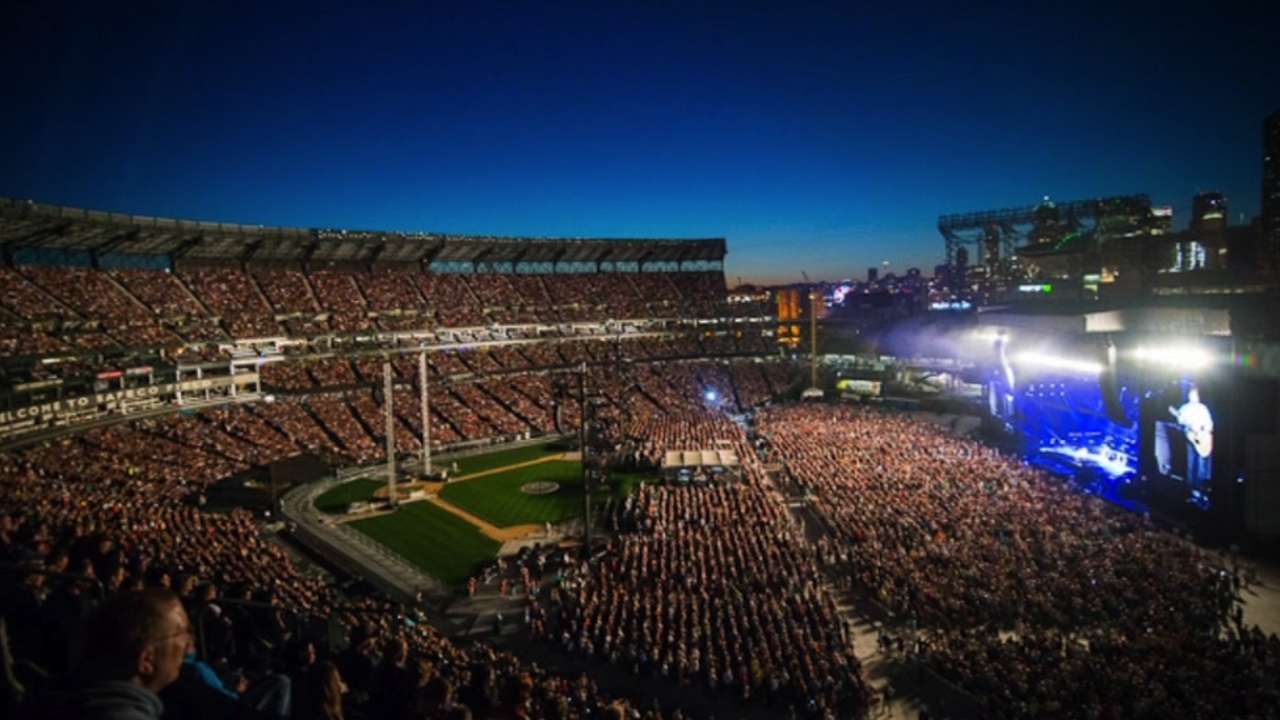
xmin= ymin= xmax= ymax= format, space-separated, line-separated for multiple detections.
xmin=3 ymin=2 xmax=1277 ymax=284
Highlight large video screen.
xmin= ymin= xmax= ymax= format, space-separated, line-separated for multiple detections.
xmin=986 ymin=369 xmax=1140 ymax=485
xmin=986 ymin=361 xmax=1225 ymax=512
xmin=1140 ymin=377 xmax=1221 ymax=511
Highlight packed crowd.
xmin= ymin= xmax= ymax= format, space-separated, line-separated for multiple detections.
xmin=355 ymin=270 xmax=423 ymax=313
xmin=0 ymin=260 xmax=742 ymax=364
xmin=0 ymin=336 xmax=804 ymax=719
xmin=177 ymin=269 xmax=280 ymax=339
xmin=0 ymin=436 xmax=689 ymax=720
xmin=2 ymin=355 xmax=794 ymax=494
xmin=12 ymin=321 xmax=1276 ymax=719
xmin=258 ymin=337 xmax=770 ymax=391
xmin=543 ymin=483 xmax=871 ymax=718
xmin=245 ymin=347 xmax=793 ymax=471
xmin=255 ymin=270 xmax=319 ymax=315
xmin=517 ymin=394 xmax=875 ymax=719
xmin=305 ymin=395 xmax=383 ymax=466
xmin=754 ymin=404 xmax=1280 ymax=719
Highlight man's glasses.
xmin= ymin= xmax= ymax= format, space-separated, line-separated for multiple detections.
xmin=150 ymin=623 xmax=194 ymax=645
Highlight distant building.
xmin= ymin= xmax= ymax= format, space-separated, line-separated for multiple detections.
xmin=867 ymin=267 xmax=878 ymax=283
xmin=1265 ymin=112 xmax=1280 ymax=270
xmin=1178 ymin=192 xmax=1229 ymax=271
xmin=1151 ymin=205 xmax=1174 ymax=234
xmin=1192 ymin=192 xmax=1228 ymax=233
xmin=1140 ymin=205 xmax=1177 ymax=273
xmin=776 ymin=287 xmax=802 ymax=322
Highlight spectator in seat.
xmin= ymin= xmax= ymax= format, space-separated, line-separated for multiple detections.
xmin=373 ymin=636 xmax=415 ymax=718
xmin=29 ymin=588 xmax=192 ymax=720
xmin=291 ymin=660 xmax=344 ymax=720
xmin=160 ymin=649 xmax=291 ymax=720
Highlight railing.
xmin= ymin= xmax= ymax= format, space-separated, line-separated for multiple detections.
xmin=280 ymin=475 xmax=439 ymax=603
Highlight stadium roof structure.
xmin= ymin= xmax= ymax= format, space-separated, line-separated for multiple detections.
xmin=0 ymin=198 xmax=726 ymax=268
xmin=937 ymin=194 xmax=1153 ymax=270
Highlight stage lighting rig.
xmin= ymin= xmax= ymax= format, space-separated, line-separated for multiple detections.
xmin=1011 ymin=351 xmax=1104 ymax=376
xmin=1131 ymin=343 xmax=1215 ymax=371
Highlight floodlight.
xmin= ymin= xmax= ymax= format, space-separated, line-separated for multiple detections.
xmin=704 ymin=390 xmax=718 ymax=402
xmin=1130 ymin=344 xmax=1213 ymax=371
xmin=973 ymin=327 xmax=1007 ymax=342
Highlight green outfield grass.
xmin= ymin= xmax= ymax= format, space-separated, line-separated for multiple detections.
xmin=449 ymin=441 xmax=563 ymax=476
xmin=313 ymin=443 xmax=561 ymax=515
xmin=333 ymin=441 xmax=653 ymax=585
xmin=348 ymin=501 xmax=500 ymax=586
xmin=315 ymin=478 xmax=383 ymax=514
xmin=441 ymin=460 xmax=585 ymax=527
xmin=440 ymin=461 xmax=656 ymax=528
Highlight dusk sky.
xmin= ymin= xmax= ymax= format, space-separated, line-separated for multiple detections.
xmin=3 ymin=2 xmax=1278 ymax=285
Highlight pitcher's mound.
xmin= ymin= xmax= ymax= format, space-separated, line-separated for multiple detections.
xmin=520 ymin=481 xmax=560 ymax=495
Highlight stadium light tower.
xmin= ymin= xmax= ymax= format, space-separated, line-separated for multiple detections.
xmin=419 ymin=350 xmax=431 ymax=476
xmin=384 ymin=362 xmax=397 ymax=507
xmin=809 ymin=289 xmax=820 ymax=392
xmin=578 ymin=362 xmax=592 ymax=553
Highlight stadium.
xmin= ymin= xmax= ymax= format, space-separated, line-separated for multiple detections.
xmin=3 ymin=6 xmax=1280 ymax=716
xmin=3 ymin=195 xmax=1278 ymax=720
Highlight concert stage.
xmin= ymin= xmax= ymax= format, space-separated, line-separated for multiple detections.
xmin=974 ymin=304 xmax=1280 ymax=540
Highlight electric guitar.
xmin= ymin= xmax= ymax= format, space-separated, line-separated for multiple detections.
xmin=1169 ymin=407 xmax=1213 ymax=458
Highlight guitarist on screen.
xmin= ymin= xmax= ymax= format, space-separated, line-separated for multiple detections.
xmin=1169 ymin=384 xmax=1213 ymax=489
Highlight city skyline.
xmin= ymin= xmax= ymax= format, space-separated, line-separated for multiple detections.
xmin=2 ymin=2 xmax=1278 ymax=285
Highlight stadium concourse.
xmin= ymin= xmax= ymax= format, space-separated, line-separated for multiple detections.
xmin=0 ymin=201 xmax=1276 ymax=720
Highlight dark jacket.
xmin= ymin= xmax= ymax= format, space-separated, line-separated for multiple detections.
xmin=27 ymin=680 xmax=164 ymax=720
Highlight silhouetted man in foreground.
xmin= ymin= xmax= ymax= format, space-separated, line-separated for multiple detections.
xmin=25 ymin=588 xmax=192 ymax=720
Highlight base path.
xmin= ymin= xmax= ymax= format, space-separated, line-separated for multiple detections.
xmin=425 ymin=496 xmax=543 ymax=542
xmin=451 ymin=453 xmax=570 ymax=482
xmin=340 ymin=452 xmax=569 ymax=542
xmin=424 ymin=452 xmax=570 ymax=542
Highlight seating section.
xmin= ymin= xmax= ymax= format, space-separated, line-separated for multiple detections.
xmin=255 ymin=270 xmax=318 ymax=314
xmin=355 ymin=270 xmax=422 ymax=312
xmin=0 ymin=267 xmax=78 ymax=322
xmin=0 ymin=354 xmax=802 ymax=720
xmin=749 ymin=404 xmax=1278 ymax=719
xmin=551 ymin=483 xmax=867 ymax=714
xmin=2 ymin=358 xmax=784 ymax=478
xmin=0 ymin=210 xmax=813 ymax=720
xmin=306 ymin=393 xmax=381 ymax=465
xmin=423 ymin=274 xmax=486 ymax=327
xmin=0 ymin=263 xmax=736 ymax=360
xmin=12 ymin=339 xmax=1275 ymax=718
xmin=179 ymin=268 xmax=280 ymax=338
